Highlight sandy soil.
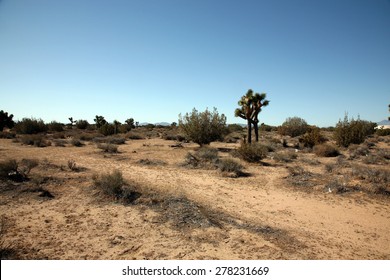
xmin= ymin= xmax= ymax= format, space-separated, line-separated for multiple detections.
xmin=0 ymin=137 xmax=389 ymax=260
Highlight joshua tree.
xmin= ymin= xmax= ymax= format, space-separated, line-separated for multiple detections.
xmin=0 ymin=110 xmax=14 ymax=131
xmin=235 ymin=89 xmax=269 ymax=143
xmin=125 ymin=118 xmax=135 ymax=130
xmin=113 ymin=120 xmax=121 ymax=134
xmin=252 ymin=93 xmax=270 ymax=142
xmin=94 ymin=115 xmax=107 ymax=128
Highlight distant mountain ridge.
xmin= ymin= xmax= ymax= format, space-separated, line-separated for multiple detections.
xmin=377 ymin=120 xmax=390 ymax=126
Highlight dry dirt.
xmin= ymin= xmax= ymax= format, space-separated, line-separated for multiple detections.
xmin=0 ymin=136 xmax=389 ymax=260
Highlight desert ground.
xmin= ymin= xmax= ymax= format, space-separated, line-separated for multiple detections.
xmin=0 ymin=129 xmax=389 ymax=260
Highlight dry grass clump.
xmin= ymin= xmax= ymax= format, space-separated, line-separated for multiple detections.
xmin=348 ymin=144 xmax=369 ymax=159
xmin=313 ymin=144 xmax=339 ymax=157
xmin=0 ymin=215 xmax=16 ymax=260
xmin=0 ymin=131 xmax=16 ymax=139
xmin=53 ymin=139 xmax=67 ymax=147
xmin=182 ymin=147 xmax=219 ymax=169
xmin=235 ymin=143 xmax=268 ymax=163
xmin=97 ymin=143 xmax=118 ymax=153
xmin=137 ymin=159 xmax=167 ymax=166
xmin=287 ymin=166 xmax=316 ymax=188
xmin=218 ymin=158 xmax=244 ymax=177
xmin=351 ymin=165 xmax=390 ymax=196
xmin=71 ymin=139 xmax=83 ymax=147
xmin=94 ymin=136 xmax=126 ymax=145
xmin=0 ymin=159 xmax=18 ymax=179
xmin=272 ymin=151 xmax=297 ymax=163
xmin=127 ymin=132 xmax=145 ymax=140
xmin=92 ymin=170 xmax=141 ymax=203
xmin=21 ymin=135 xmax=51 ymax=147
xmin=0 ymin=159 xmax=38 ymax=181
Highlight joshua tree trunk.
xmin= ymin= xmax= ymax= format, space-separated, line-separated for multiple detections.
xmin=253 ymin=119 xmax=259 ymax=142
xmin=247 ymin=119 xmax=252 ymax=144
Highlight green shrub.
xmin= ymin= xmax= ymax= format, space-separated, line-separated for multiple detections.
xmin=278 ymin=117 xmax=309 ymax=137
xmin=227 ymin=124 xmax=244 ymax=133
xmin=299 ymin=127 xmax=326 ymax=148
xmin=179 ymin=107 xmax=227 ymax=146
xmin=99 ymin=123 xmax=116 ymax=136
xmin=235 ymin=143 xmax=268 ymax=162
xmin=313 ymin=144 xmax=339 ymax=157
xmin=76 ymin=120 xmax=89 ymax=129
xmin=334 ymin=115 xmax=376 ymax=147
xmin=14 ymin=118 xmax=48 ymax=134
xmin=376 ymin=129 xmax=390 ymax=136
xmin=259 ymin=123 xmax=274 ymax=132
xmin=48 ymin=121 xmax=64 ymax=132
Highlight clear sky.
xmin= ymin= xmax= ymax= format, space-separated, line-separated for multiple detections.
xmin=0 ymin=0 xmax=389 ymax=127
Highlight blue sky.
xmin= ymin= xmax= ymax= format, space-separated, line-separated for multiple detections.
xmin=0 ymin=0 xmax=389 ymax=126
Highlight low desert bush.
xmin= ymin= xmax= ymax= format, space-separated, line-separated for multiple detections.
xmin=162 ymin=132 xmax=186 ymax=142
xmin=334 ymin=115 xmax=376 ymax=147
xmin=92 ymin=170 xmax=124 ymax=199
xmin=71 ymin=139 xmax=83 ymax=147
xmin=53 ymin=139 xmax=67 ymax=147
xmin=21 ymin=135 xmax=51 ymax=147
xmin=97 ymin=143 xmax=118 ymax=153
xmin=75 ymin=120 xmax=89 ymax=130
xmin=362 ymin=154 xmax=385 ymax=165
xmin=218 ymin=158 xmax=243 ymax=176
xmin=0 ymin=215 xmax=14 ymax=259
xmin=0 ymin=160 xmax=18 ymax=179
xmin=182 ymin=147 xmax=219 ymax=169
xmin=99 ymin=123 xmax=116 ymax=136
xmin=227 ymin=124 xmax=244 ymax=133
xmin=48 ymin=121 xmax=64 ymax=132
xmin=127 ymin=132 xmax=145 ymax=140
xmin=14 ymin=118 xmax=48 ymax=134
xmin=313 ymin=144 xmax=339 ymax=157
xmin=19 ymin=159 xmax=39 ymax=176
xmin=351 ymin=165 xmax=390 ymax=184
xmin=196 ymin=147 xmax=219 ymax=163
xmin=0 ymin=131 xmax=16 ymax=139
xmin=107 ymin=137 xmax=126 ymax=145
xmin=375 ymin=129 xmax=390 ymax=136
xmin=92 ymin=170 xmax=141 ymax=202
xmin=272 ymin=151 xmax=297 ymax=162
xmin=79 ymin=133 xmax=102 ymax=141
xmin=137 ymin=159 xmax=167 ymax=166
xmin=348 ymin=144 xmax=369 ymax=159
xmin=299 ymin=127 xmax=326 ymax=148
xmin=278 ymin=117 xmax=309 ymax=137
xmin=0 ymin=159 xmax=38 ymax=181
xmin=67 ymin=159 xmax=77 ymax=171
xmin=235 ymin=143 xmax=268 ymax=163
